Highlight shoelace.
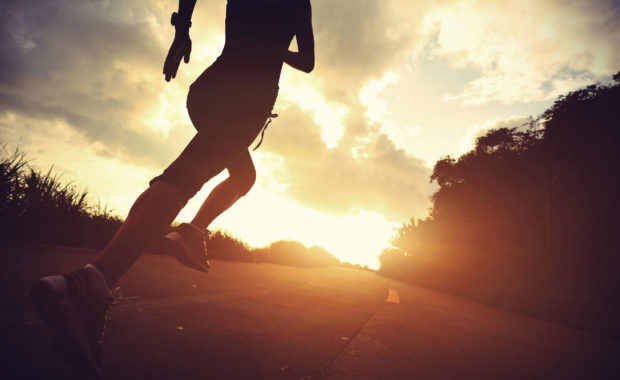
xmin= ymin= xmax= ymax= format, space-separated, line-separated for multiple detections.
xmin=109 ymin=287 xmax=139 ymax=306
xmin=67 ymin=269 xmax=139 ymax=307
xmin=253 ymin=113 xmax=278 ymax=151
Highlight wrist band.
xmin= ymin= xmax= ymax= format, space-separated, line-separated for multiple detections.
xmin=171 ymin=12 xmax=192 ymax=29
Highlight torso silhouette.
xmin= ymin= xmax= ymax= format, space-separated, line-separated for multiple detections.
xmin=187 ymin=0 xmax=303 ymax=140
xmin=205 ymin=0 xmax=301 ymax=90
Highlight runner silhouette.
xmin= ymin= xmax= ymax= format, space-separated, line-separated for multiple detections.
xmin=31 ymin=0 xmax=315 ymax=373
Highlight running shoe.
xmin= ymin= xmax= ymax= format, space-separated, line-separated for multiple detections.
xmin=31 ymin=264 xmax=113 ymax=374
xmin=164 ymin=223 xmax=211 ymax=272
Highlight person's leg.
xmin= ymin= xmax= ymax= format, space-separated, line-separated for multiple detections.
xmin=190 ymin=150 xmax=256 ymax=230
xmin=31 ymin=181 xmax=186 ymax=372
xmin=92 ymin=132 xmax=242 ymax=286
xmin=92 ymin=181 xmax=186 ymax=287
xmin=31 ymin=130 xmax=239 ymax=373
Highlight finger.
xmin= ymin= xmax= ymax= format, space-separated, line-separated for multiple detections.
xmin=163 ymin=59 xmax=170 ymax=78
xmin=184 ymin=41 xmax=192 ymax=63
xmin=163 ymin=50 xmax=174 ymax=78
xmin=163 ymin=62 xmax=170 ymax=81
xmin=164 ymin=47 xmax=180 ymax=81
xmin=165 ymin=58 xmax=172 ymax=81
xmin=172 ymin=56 xmax=181 ymax=79
xmin=164 ymin=59 xmax=172 ymax=81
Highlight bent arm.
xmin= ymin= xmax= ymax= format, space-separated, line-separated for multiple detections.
xmin=284 ymin=0 xmax=315 ymax=73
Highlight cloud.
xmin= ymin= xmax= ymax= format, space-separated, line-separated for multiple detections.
xmin=421 ymin=0 xmax=620 ymax=105
xmin=259 ymin=102 xmax=434 ymax=223
xmin=0 ymin=0 xmax=428 ymax=163
xmin=0 ymin=0 xmax=212 ymax=167
xmin=1 ymin=0 xmax=618 ymax=226
xmin=309 ymin=0 xmax=433 ymax=101
xmin=0 ymin=0 xmax=438 ymax=223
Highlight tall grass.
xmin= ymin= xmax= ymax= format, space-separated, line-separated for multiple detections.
xmin=0 ymin=147 xmax=122 ymax=248
xmin=1 ymin=147 xmax=340 ymax=267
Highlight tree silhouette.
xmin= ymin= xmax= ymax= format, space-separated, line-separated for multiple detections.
xmin=381 ymin=72 xmax=620 ymax=339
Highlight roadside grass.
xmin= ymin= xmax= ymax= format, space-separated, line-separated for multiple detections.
xmin=0 ymin=146 xmax=122 ymax=248
xmin=1 ymin=147 xmax=339 ymax=267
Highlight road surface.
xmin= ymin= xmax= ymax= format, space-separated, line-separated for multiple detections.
xmin=1 ymin=243 xmax=618 ymax=379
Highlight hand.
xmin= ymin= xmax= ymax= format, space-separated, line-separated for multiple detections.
xmin=163 ymin=32 xmax=192 ymax=82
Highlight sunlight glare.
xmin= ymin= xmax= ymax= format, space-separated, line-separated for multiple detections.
xmin=280 ymin=81 xmax=348 ymax=148
xmin=188 ymin=185 xmax=395 ymax=270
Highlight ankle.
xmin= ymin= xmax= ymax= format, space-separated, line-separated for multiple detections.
xmin=84 ymin=264 xmax=112 ymax=301
xmin=188 ymin=218 xmax=208 ymax=231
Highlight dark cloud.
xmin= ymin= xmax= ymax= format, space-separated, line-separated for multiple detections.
xmin=0 ymin=0 xmax=178 ymax=166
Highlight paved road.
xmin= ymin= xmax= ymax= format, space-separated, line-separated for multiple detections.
xmin=1 ymin=243 xmax=619 ymax=379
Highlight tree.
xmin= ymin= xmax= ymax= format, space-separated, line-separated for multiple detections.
xmin=382 ymin=73 xmax=620 ymax=339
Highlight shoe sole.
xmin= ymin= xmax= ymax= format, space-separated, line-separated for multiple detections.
xmin=166 ymin=231 xmax=210 ymax=273
xmin=31 ymin=277 xmax=101 ymax=374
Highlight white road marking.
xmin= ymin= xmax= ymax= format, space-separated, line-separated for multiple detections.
xmin=386 ymin=289 xmax=400 ymax=304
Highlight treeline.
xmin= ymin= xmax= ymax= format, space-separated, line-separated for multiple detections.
xmin=0 ymin=148 xmax=339 ymax=267
xmin=380 ymin=73 xmax=620 ymax=339
xmin=205 ymin=231 xmax=340 ymax=267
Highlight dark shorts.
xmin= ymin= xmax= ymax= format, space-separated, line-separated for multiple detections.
xmin=150 ymin=65 xmax=278 ymax=202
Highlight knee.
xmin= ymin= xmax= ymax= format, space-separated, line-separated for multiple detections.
xmin=231 ymin=166 xmax=256 ymax=197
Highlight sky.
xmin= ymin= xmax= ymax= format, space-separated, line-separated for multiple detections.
xmin=1 ymin=0 xmax=619 ymax=268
